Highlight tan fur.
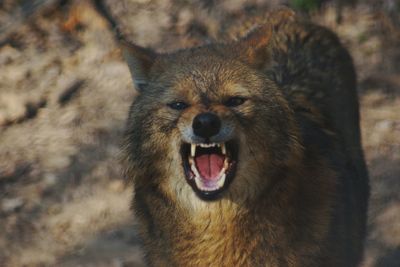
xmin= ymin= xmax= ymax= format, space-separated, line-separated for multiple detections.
xmin=122 ymin=8 xmax=369 ymax=267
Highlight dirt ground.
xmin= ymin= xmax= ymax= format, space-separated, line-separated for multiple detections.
xmin=0 ymin=1 xmax=399 ymax=266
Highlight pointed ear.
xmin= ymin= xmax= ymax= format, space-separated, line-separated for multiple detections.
xmin=235 ymin=7 xmax=296 ymax=68
xmin=120 ymin=39 xmax=157 ymax=91
xmin=236 ymin=25 xmax=273 ymax=69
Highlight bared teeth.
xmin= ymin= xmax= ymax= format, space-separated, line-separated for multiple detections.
xmin=218 ymin=167 xmax=226 ymax=178
xmin=194 ymin=173 xmax=226 ymax=191
xmin=188 ymin=153 xmax=229 ymax=191
xmin=217 ymin=159 xmax=229 ymax=177
xmin=216 ymin=173 xmax=226 ymax=188
xmin=191 ymin=144 xmax=196 ymax=157
xmin=186 ymin=142 xmax=231 ymax=192
xmin=191 ymin=161 xmax=201 ymax=178
xmin=221 ymin=143 xmax=226 ymax=155
xmin=190 ymin=143 xmax=226 ymax=155
xmin=223 ymin=158 xmax=229 ymax=169
xmin=199 ymin=143 xmax=216 ymax=148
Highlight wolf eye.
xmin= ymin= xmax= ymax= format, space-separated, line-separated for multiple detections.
xmin=167 ymin=101 xmax=189 ymax=110
xmin=224 ymin=97 xmax=247 ymax=107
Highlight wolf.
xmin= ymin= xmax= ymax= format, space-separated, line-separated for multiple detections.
xmin=121 ymin=8 xmax=369 ymax=267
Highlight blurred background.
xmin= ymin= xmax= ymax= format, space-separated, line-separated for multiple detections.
xmin=0 ymin=0 xmax=399 ymax=266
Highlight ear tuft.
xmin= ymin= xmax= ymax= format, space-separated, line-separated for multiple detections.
xmin=120 ymin=38 xmax=157 ymax=91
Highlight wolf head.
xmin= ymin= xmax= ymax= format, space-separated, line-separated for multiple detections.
xmin=122 ymin=25 xmax=303 ymax=207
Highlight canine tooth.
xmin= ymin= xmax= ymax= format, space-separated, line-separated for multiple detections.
xmin=223 ymin=158 xmax=229 ymax=169
xmin=191 ymin=162 xmax=201 ymax=178
xmin=194 ymin=176 xmax=203 ymax=190
xmin=217 ymin=173 xmax=226 ymax=187
xmin=218 ymin=167 xmax=226 ymax=178
xmin=191 ymin=144 xmax=196 ymax=157
xmin=221 ymin=143 xmax=226 ymax=155
xmin=189 ymin=157 xmax=194 ymax=165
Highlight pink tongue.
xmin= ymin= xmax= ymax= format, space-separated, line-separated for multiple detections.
xmin=194 ymin=154 xmax=224 ymax=181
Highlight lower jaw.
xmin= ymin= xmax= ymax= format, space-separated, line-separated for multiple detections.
xmin=190 ymin=181 xmax=226 ymax=200
xmin=193 ymin=174 xmax=226 ymax=192
xmin=186 ymin=168 xmax=236 ymax=201
xmin=194 ymin=174 xmax=226 ymax=192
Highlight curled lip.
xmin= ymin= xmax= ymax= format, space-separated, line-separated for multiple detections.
xmin=180 ymin=140 xmax=238 ymax=201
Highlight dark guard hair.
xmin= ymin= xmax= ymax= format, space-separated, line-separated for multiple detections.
xmin=100 ymin=7 xmax=369 ymax=266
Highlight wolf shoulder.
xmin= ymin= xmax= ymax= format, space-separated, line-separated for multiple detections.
xmin=266 ymin=16 xmax=357 ymax=112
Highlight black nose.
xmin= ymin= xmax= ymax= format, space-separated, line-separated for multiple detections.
xmin=192 ymin=112 xmax=221 ymax=139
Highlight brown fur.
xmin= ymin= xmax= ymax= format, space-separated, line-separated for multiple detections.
xmin=121 ymin=8 xmax=368 ymax=267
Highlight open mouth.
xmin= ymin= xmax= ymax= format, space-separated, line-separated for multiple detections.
xmin=181 ymin=141 xmax=238 ymax=200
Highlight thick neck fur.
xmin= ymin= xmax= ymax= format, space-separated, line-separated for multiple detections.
xmin=136 ymin=160 xmax=336 ymax=267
